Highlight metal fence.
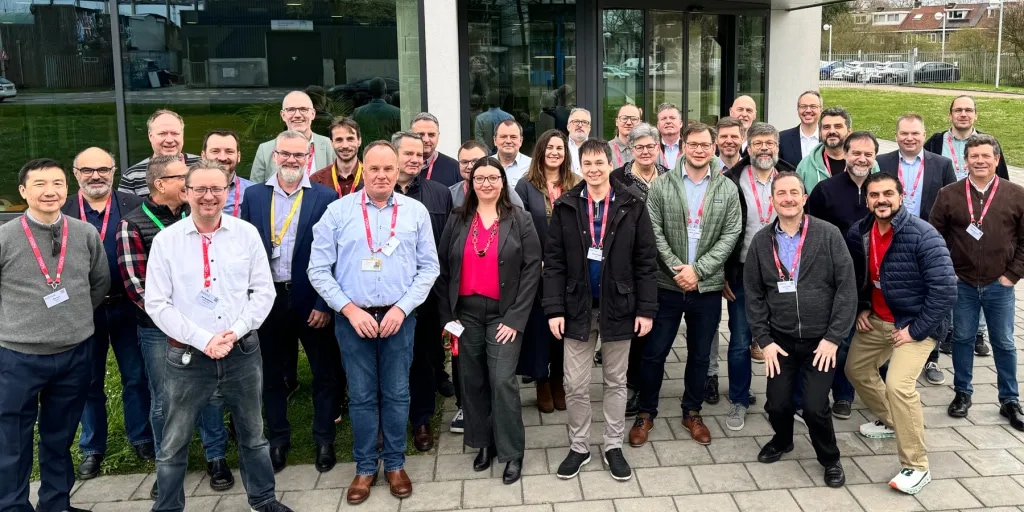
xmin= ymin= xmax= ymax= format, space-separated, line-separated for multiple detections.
xmin=818 ymin=50 xmax=1024 ymax=88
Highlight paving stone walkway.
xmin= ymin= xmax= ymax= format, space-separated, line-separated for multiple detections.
xmin=37 ymin=278 xmax=1024 ymax=512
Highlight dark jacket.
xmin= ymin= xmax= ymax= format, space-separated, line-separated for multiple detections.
xmin=62 ymin=190 xmax=143 ymax=219
xmin=778 ymin=125 xmax=808 ymax=167
xmin=744 ymin=215 xmax=857 ymax=347
xmin=846 ymin=206 xmax=956 ymax=341
xmin=610 ymin=161 xmax=667 ymax=195
xmin=514 ymin=178 xmax=555 ymax=255
xmin=806 ymin=171 xmax=870 ymax=237
xmin=240 ymin=182 xmax=336 ymax=316
xmin=435 ymin=206 xmax=542 ymax=332
xmin=875 ymin=150 xmax=956 ymax=222
xmin=924 ymin=130 xmax=1010 ymax=181
xmin=541 ymin=180 xmax=659 ymax=342
xmin=425 ymin=152 xmax=464 ymax=188
xmin=63 ymin=190 xmax=143 ymax=296
xmin=722 ymin=155 xmax=797 ymax=281
xmin=400 ymin=175 xmax=454 ymax=246
xmin=119 ymin=198 xmax=189 ymax=328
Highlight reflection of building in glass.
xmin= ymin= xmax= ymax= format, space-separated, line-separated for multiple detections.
xmin=0 ymin=5 xmax=114 ymax=88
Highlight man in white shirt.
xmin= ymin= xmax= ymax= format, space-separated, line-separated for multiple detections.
xmin=778 ymin=91 xmax=822 ymax=166
xmin=145 ymin=160 xmax=287 ymax=512
xmin=567 ymin=108 xmax=592 ymax=174
xmin=493 ymin=119 xmax=532 ymax=187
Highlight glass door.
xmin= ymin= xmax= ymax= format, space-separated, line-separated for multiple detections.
xmin=601 ymin=9 xmax=645 ymax=140
xmin=687 ymin=14 xmax=722 ymax=126
xmin=647 ymin=11 xmax=685 ymax=119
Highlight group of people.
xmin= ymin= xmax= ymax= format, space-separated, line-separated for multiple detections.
xmin=1 ymin=87 xmax=1021 ymax=512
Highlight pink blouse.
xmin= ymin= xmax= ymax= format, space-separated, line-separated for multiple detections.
xmin=458 ymin=218 xmax=500 ymax=300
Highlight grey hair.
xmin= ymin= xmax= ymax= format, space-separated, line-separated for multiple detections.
xmin=146 ymin=154 xmax=183 ymax=193
xmin=628 ymin=123 xmax=661 ymax=148
xmin=411 ymin=112 xmax=439 ymax=127
xmin=568 ymin=107 xmax=591 ymax=118
xmin=276 ymin=130 xmax=309 ymax=146
xmin=656 ymin=102 xmax=681 ymax=117
xmin=746 ymin=122 xmax=780 ymax=142
xmin=964 ymin=133 xmax=1002 ymax=159
xmin=185 ymin=159 xmax=230 ymax=187
xmin=391 ymin=130 xmax=423 ymax=148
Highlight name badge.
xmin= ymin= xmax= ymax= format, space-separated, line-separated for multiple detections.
xmin=443 ymin=321 xmax=465 ymax=337
xmin=777 ymin=281 xmax=796 ymax=293
xmin=271 ymin=244 xmax=282 ymax=259
xmin=873 ymin=280 xmax=882 ymax=289
xmin=361 ymin=258 xmax=382 ymax=272
xmin=966 ymin=223 xmax=984 ymax=240
xmin=381 ymin=237 xmax=400 ymax=257
xmin=687 ymin=226 xmax=702 ymax=239
xmin=197 ymin=289 xmax=219 ymax=310
xmin=44 ymin=288 xmax=70 ymax=308
xmin=587 ymin=247 xmax=603 ymax=261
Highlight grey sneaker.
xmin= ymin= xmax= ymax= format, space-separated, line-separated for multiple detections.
xmin=923 ymin=362 xmax=945 ymax=385
xmin=726 ymin=403 xmax=747 ymax=431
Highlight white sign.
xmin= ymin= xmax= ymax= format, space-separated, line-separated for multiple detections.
xmin=271 ymin=20 xmax=314 ymax=31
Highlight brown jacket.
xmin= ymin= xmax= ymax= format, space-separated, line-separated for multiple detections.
xmin=930 ymin=177 xmax=1024 ymax=285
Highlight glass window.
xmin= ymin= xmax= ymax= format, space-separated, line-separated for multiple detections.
xmin=736 ymin=14 xmax=766 ymax=122
xmin=465 ymin=0 xmax=576 ymax=155
xmin=687 ymin=14 xmax=721 ymax=126
xmin=602 ymin=9 xmax=643 ymax=141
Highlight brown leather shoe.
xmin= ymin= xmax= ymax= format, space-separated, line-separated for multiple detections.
xmin=683 ymin=411 xmax=711 ymax=445
xmin=750 ymin=343 xmax=765 ymax=363
xmin=536 ymin=381 xmax=554 ymax=413
xmin=386 ymin=469 xmax=413 ymax=498
xmin=551 ymin=381 xmax=567 ymax=411
xmin=413 ymin=425 xmax=433 ymax=452
xmin=346 ymin=473 xmax=377 ymax=505
xmin=628 ymin=414 xmax=654 ymax=447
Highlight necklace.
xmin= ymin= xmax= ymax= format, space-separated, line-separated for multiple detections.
xmin=634 ymin=165 xmax=656 ymax=184
xmin=471 ymin=213 xmax=499 ymax=257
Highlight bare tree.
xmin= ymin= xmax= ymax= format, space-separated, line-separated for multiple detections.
xmin=1005 ymin=0 xmax=1024 ymax=83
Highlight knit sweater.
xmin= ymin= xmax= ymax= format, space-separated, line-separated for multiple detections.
xmin=0 ymin=213 xmax=110 ymax=355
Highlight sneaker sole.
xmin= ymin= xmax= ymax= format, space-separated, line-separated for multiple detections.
xmin=832 ymin=411 xmax=852 ymax=420
xmin=602 ymin=454 xmax=633 ymax=481
xmin=726 ymin=420 xmax=745 ymax=431
xmin=925 ymin=375 xmax=946 ymax=385
xmin=449 ymin=426 xmax=464 ymax=433
xmin=858 ymin=430 xmax=896 ymax=439
xmin=556 ymin=454 xmax=591 ymax=480
xmin=889 ymin=471 xmax=931 ymax=495
xmin=751 ymin=358 xmax=765 ymax=364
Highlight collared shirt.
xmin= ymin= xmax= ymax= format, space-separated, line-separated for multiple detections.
xmin=144 ymin=214 xmax=275 ymax=350
xmin=970 ymin=176 xmax=996 ymax=194
xmin=899 ymin=151 xmax=925 ymax=218
xmin=81 ymin=194 xmax=123 ymax=294
xmin=267 ymin=174 xmax=310 ymax=282
xmin=501 ymin=153 xmax=532 ymax=188
xmin=774 ymin=220 xmax=804 ymax=282
xmin=608 ymin=137 xmax=633 ymax=168
xmin=800 ymin=129 xmax=820 ymax=158
xmin=661 ymin=138 xmax=681 ymax=169
xmin=739 ymin=167 xmax=775 ymax=263
xmin=223 ymin=175 xmax=256 ymax=217
xmin=568 ymin=138 xmax=583 ymax=175
xmin=941 ymin=129 xmax=975 ymax=179
xmin=682 ymin=169 xmax=711 ymax=264
xmin=307 ymin=191 xmax=440 ymax=315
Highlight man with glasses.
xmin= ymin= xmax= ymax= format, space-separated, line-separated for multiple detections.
xmin=146 ymin=160 xmax=286 ymax=512
xmin=609 ymin=104 xmax=642 ymax=168
xmin=567 ymin=108 xmax=592 ymax=174
xmin=312 ymin=117 xmax=363 ymax=198
xmin=451 ymin=140 xmax=523 ymax=209
xmin=779 ymin=91 xmax=822 ymax=166
xmin=716 ymin=117 xmax=746 ymax=173
xmin=412 ymin=112 xmax=463 ymax=187
xmin=202 ymin=130 xmax=254 ymax=217
xmin=494 ymin=120 xmax=532 ymax=187
xmin=250 ymin=91 xmax=335 ymax=185
xmin=63 ymin=148 xmax=151 ymax=481
xmin=924 ymin=95 xmax=1010 ymax=181
xmin=657 ymin=103 xmax=683 ymax=169
xmin=118 ymin=110 xmax=200 ymax=196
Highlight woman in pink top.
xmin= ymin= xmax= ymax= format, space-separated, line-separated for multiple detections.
xmin=435 ymin=157 xmax=542 ymax=485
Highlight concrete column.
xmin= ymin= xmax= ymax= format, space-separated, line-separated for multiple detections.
xmin=766 ymin=7 xmax=821 ymax=130
xmin=422 ymin=0 xmax=462 ymax=157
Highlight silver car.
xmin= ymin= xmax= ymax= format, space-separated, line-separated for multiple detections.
xmin=0 ymin=78 xmax=16 ymax=102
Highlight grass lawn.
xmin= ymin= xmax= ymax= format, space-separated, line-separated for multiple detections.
xmin=909 ymin=81 xmax=1024 ymax=95
xmin=821 ymin=88 xmax=1024 ymax=164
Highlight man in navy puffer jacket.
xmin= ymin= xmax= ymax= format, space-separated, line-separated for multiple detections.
xmin=843 ymin=172 xmax=955 ymax=495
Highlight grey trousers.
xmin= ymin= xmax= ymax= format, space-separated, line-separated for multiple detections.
xmin=564 ymin=310 xmax=631 ymax=453
xmin=457 ymin=294 xmax=525 ymax=462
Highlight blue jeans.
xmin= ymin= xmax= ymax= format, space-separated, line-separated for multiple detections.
xmin=78 ymin=301 xmax=152 ymax=456
xmin=0 ymin=342 xmax=91 ymax=512
xmin=725 ymin=273 xmax=752 ymax=407
xmin=794 ymin=326 xmax=856 ymax=408
xmin=952 ymin=280 xmax=1018 ymax=402
xmin=154 ymin=335 xmax=275 ymax=512
xmin=138 ymin=326 xmax=228 ymax=461
xmin=336 ymin=310 xmax=416 ymax=476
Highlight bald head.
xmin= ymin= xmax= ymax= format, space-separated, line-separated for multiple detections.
xmin=729 ymin=95 xmax=757 ymax=129
xmin=74 ymin=147 xmax=115 ymax=169
xmin=73 ymin=147 xmax=116 ymax=199
xmin=280 ymin=91 xmax=316 ymax=136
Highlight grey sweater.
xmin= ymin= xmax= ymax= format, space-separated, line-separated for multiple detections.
xmin=744 ymin=216 xmax=857 ymax=347
xmin=0 ymin=213 xmax=109 ymax=355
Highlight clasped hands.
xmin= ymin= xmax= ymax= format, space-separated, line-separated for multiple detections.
xmin=343 ymin=303 xmax=406 ymax=339
xmin=203 ymin=330 xmax=238 ymax=359
xmin=672 ymin=264 xmax=699 ymax=291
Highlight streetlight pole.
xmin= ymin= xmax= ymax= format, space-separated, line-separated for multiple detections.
xmin=934 ymin=11 xmax=947 ymax=61
xmin=823 ymin=24 xmax=833 ymax=62
xmin=996 ymin=0 xmax=1004 ymax=88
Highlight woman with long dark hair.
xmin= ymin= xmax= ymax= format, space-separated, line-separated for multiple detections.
xmin=514 ymin=129 xmax=581 ymax=413
xmin=435 ymin=158 xmax=542 ymax=484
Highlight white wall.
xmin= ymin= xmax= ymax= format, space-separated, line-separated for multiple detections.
xmin=766 ymin=7 xmax=822 ymax=130
xmin=423 ymin=0 xmax=462 ymax=157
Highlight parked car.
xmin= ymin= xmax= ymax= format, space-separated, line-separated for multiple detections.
xmin=830 ymin=61 xmax=862 ymax=81
xmin=603 ymin=65 xmax=630 ymax=79
xmin=845 ymin=61 xmax=884 ymax=82
xmin=913 ymin=61 xmax=961 ymax=83
xmin=0 ymin=78 xmax=15 ymax=102
xmin=819 ymin=60 xmax=852 ymax=79
xmin=866 ymin=62 xmax=912 ymax=83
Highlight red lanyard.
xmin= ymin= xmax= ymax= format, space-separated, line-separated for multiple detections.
xmin=304 ymin=142 xmax=315 ymax=176
xmin=78 ymin=191 xmax=112 ymax=242
xmin=230 ymin=177 xmax=241 ymax=217
xmin=201 ymin=235 xmax=213 ymax=288
xmin=587 ymin=191 xmax=611 ymax=248
xmin=361 ymin=191 xmax=399 ymax=254
xmin=747 ymin=166 xmax=775 ymax=225
xmin=547 ymin=183 xmax=562 ymax=209
xmin=898 ymin=155 xmax=924 ymax=198
xmin=426 ymin=154 xmax=437 ymax=181
xmin=613 ymin=142 xmax=624 ymax=167
xmin=21 ymin=215 xmax=68 ymax=289
xmin=689 ymin=192 xmax=706 ymax=227
xmin=462 ymin=181 xmax=468 ymax=195
xmin=870 ymin=223 xmax=887 ymax=280
xmin=946 ymin=133 xmax=965 ymax=174
xmin=771 ymin=216 xmax=809 ymax=281
xmin=823 ymin=153 xmax=832 ymax=175
xmin=967 ymin=177 xmax=999 ymax=227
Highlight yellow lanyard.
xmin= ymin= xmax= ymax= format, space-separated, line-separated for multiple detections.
xmin=271 ymin=189 xmax=304 ymax=246
xmin=332 ymin=162 xmax=362 ymax=196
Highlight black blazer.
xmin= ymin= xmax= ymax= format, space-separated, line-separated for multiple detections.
xmin=62 ymin=190 xmax=144 ymax=219
xmin=400 ymin=175 xmax=453 ymax=246
xmin=426 ymin=152 xmax=464 ymax=188
xmin=876 ymin=150 xmax=956 ymax=222
xmin=778 ymin=126 xmax=806 ymax=167
xmin=435 ymin=207 xmax=542 ymax=332
xmin=239 ymin=182 xmax=336 ymax=316
xmin=923 ymin=130 xmax=1009 ymax=180
xmin=514 ymin=178 xmax=555 ymax=254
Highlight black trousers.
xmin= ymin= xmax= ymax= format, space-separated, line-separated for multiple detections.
xmin=409 ymin=295 xmax=441 ymax=427
xmin=626 ymin=332 xmax=649 ymax=390
xmin=764 ymin=330 xmax=841 ymax=466
xmin=258 ymin=285 xmax=339 ymax=447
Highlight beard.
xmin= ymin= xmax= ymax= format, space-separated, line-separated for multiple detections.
xmin=824 ymin=135 xmax=843 ymax=149
xmin=752 ymin=153 xmax=777 ymax=171
xmin=848 ymin=165 xmax=871 ymax=178
xmin=81 ymin=181 xmax=112 ymax=198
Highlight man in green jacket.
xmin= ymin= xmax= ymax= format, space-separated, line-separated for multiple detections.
xmin=797 ymin=106 xmax=879 ymax=192
xmin=627 ymin=122 xmax=741 ymax=448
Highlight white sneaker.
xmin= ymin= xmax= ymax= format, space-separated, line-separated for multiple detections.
xmin=889 ymin=468 xmax=930 ymax=494
xmin=449 ymin=408 xmax=465 ymax=433
xmin=859 ymin=419 xmax=896 ymax=439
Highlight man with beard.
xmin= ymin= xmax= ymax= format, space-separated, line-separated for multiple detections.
xmin=64 ymin=148 xmax=151 ymax=480
xmin=202 ymin=130 xmax=254 ymax=217
xmin=710 ymin=123 xmax=796 ymax=427
xmin=250 ymin=91 xmax=335 ymax=184
xmin=715 ymin=117 xmax=745 ymax=172
xmin=241 ymin=131 xmax=340 ymax=474
xmin=146 ymin=161 xmax=284 ymax=512
xmin=412 ymin=112 xmax=462 ymax=187
xmin=609 ymin=104 xmax=641 ymax=168
xmin=494 ymin=120 xmax=532 ymax=187
xmin=312 ymin=117 xmax=363 ymax=198
xmin=924 ymin=95 xmax=1010 ymax=181
xmin=845 ymin=173 xmax=955 ymax=495
xmin=119 ymin=110 xmax=200 ymax=196
xmin=657 ymin=103 xmax=683 ymax=169
xmin=744 ymin=171 xmax=853 ymax=488
xmin=392 ymin=131 xmax=454 ymax=451
xmin=567 ymin=108 xmax=592 ymax=174
xmin=797 ymin=107 xmax=878 ymax=192
xmin=778 ymin=91 xmax=822 ymax=166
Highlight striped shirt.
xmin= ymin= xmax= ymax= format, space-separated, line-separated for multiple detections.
xmin=117 ymin=153 xmax=201 ymax=196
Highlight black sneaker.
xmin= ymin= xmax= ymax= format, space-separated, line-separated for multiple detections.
xmin=704 ymin=375 xmax=720 ymax=404
xmin=975 ymin=333 xmax=991 ymax=356
xmin=625 ymin=391 xmax=639 ymax=418
xmin=594 ymin=349 xmax=603 ymax=366
xmin=948 ymin=391 xmax=972 ymax=418
xmin=556 ymin=449 xmax=591 ymax=479
xmin=832 ymin=400 xmax=852 ymax=420
xmin=253 ymin=500 xmax=295 ymax=512
xmin=939 ymin=331 xmax=952 ymax=354
xmin=603 ymin=448 xmax=632 ymax=481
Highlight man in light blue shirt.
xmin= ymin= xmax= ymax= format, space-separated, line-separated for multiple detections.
xmin=682 ymin=172 xmax=710 ymax=264
xmin=307 ymin=140 xmax=439 ymax=505
xmin=493 ymin=119 xmax=532 ymax=187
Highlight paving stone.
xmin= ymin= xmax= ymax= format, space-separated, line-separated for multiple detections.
xmin=959 ymin=475 xmax=1024 ymax=507
xmin=393 ymin=481 xmax=462 ymax=511
xmin=957 ymin=424 xmax=1024 ymax=449
xmin=280 ymin=489 xmax=343 ymax=512
xmin=911 ymin=478 xmax=982 ymax=510
xmin=524 ymin=425 xmax=570 ymax=449
xmin=521 ymin=474 xmax=582 ymax=504
xmin=957 ymin=508 xmax=1019 ymax=512
xmin=832 ymin=431 xmax=875 ymax=457
xmin=968 ymin=404 xmax=1013 ymax=425
xmin=716 ymin=413 xmax=776 ymax=438
xmin=921 ymin=406 xmax=973 ymax=428
xmin=852 ymin=454 xmax=903 ymax=483
xmin=492 ymin=505 xmax=553 ymax=512
xmin=744 ymin=460 xmax=816 ymax=490
xmin=553 ymin=500 xmax=615 ymax=512
xmin=707 ymin=436 xmax=763 ymax=463
xmin=523 ymin=406 xmax=543 ymax=427
xmin=753 ymin=435 xmax=817 ymax=461
xmin=800 ymin=458 xmax=871 ymax=487
xmin=271 ymin=463 xmax=320 ymax=491
xmin=730 ymin=489 xmax=802 ymax=512
xmin=577 ymin=471 xmax=642 ymax=500
xmin=634 ymin=466 xmax=699 ymax=496
xmin=832 ymin=410 xmax=871 ymax=433
xmin=73 ymin=474 xmax=147 ymax=503
xmin=612 ymin=496 xmax=676 ymax=512
xmin=960 ymin=449 xmax=1024 ymax=476
xmin=463 ymin=478 xmax=523 ymax=508
xmin=335 ymin=488 xmax=400 ymax=511
xmin=923 ymin=427 xmax=975 ymax=451
xmin=546 ymin=445 xmax=604 ymax=474
xmin=436 ymin=431 xmax=467 ymax=455
xmin=435 ymin=453 xmax=493 ymax=481
xmin=216 ymin=492 xmax=284 ymax=512
xmin=789 ymin=486 xmax=865 ymax=512
xmin=315 ymin=462 xmax=357 ymax=489
xmin=403 ymin=453 xmax=437 ymax=482
xmin=650 ymin=440 xmax=713 ymax=466
xmin=690 ymin=462 xmax=757 ymax=493
xmin=847 ymin=483 xmax=924 ymax=511
xmin=540 ymin=408 xmax=569 ymax=426
xmin=859 ymin=434 xmax=900 ymax=455
xmin=641 ymin=417 xmax=676 ymax=442
xmin=129 ymin=472 xmax=203 ymax=500
xmin=672 ymin=493 xmax=738 ymax=511
xmin=926 ymin=450 xmax=978 ymax=479
xmin=92 ymin=501 xmax=175 ymax=512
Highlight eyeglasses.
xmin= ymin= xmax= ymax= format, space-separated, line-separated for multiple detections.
xmin=685 ymin=142 xmax=713 ymax=151
xmin=473 ymin=175 xmax=502 ymax=185
xmin=283 ymin=107 xmax=312 ymax=115
xmin=274 ymin=150 xmax=309 ymax=161
xmin=632 ymin=144 xmax=658 ymax=153
xmin=75 ymin=167 xmax=114 ymax=176
xmin=952 ymin=108 xmax=976 ymax=114
xmin=459 ymin=158 xmax=481 ymax=168
xmin=188 ymin=186 xmax=228 ymax=196
xmin=158 ymin=174 xmax=186 ymax=181
xmin=617 ymin=116 xmax=640 ymax=123
xmin=749 ymin=141 xmax=778 ymax=149
xmin=797 ymin=104 xmax=821 ymax=111
xmin=568 ymin=119 xmax=591 ymax=127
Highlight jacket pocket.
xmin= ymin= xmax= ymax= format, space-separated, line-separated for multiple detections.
xmin=564 ymin=279 xmax=583 ymax=318
xmin=610 ymin=280 xmax=637 ymax=318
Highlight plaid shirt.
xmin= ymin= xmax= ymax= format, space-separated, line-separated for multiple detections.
xmin=116 ymin=219 xmax=148 ymax=310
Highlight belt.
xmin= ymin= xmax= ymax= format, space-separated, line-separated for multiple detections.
xmin=102 ymin=294 xmax=126 ymax=305
xmin=168 ymin=331 xmax=254 ymax=350
xmin=364 ymin=304 xmax=396 ymax=317
xmin=274 ymin=281 xmax=293 ymax=291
